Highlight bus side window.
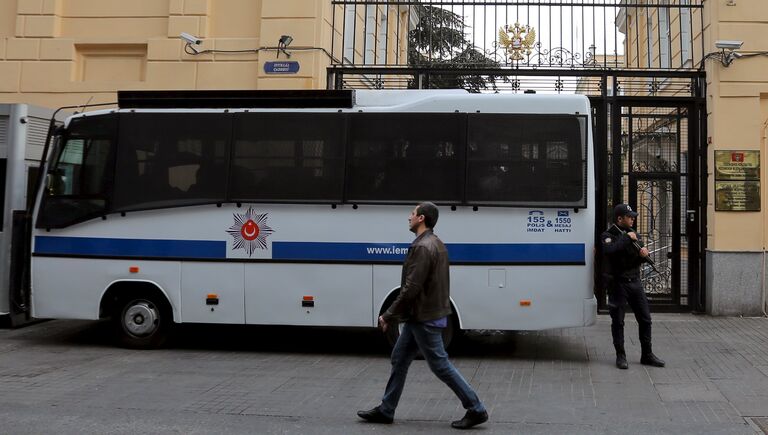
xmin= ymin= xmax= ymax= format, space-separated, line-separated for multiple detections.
xmin=346 ymin=113 xmax=463 ymax=203
xmin=188 ymin=163 xmax=219 ymax=195
xmin=113 ymin=113 xmax=230 ymax=211
xmin=467 ymin=114 xmax=586 ymax=207
xmin=230 ymin=113 xmax=344 ymax=201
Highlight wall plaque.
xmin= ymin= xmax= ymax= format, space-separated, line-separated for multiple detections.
xmin=715 ymin=150 xmax=760 ymax=180
xmin=714 ymin=150 xmax=760 ymax=211
xmin=715 ymin=180 xmax=760 ymax=211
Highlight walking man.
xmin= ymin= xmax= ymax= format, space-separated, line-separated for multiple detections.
xmin=601 ymin=204 xmax=666 ymax=370
xmin=357 ymin=202 xmax=488 ymax=429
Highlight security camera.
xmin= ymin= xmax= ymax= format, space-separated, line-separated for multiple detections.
xmin=180 ymin=32 xmax=202 ymax=45
xmin=721 ymin=50 xmax=744 ymax=67
xmin=715 ymin=40 xmax=743 ymax=50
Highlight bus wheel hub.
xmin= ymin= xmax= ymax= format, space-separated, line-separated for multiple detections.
xmin=124 ymin=302 xmax=158 ymax=336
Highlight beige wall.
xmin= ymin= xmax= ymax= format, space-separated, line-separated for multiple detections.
xmin=705 ymin=1 xmax=768 ymax=252
xmin=621 ymin=1 xmax=768 ymax=252
xmin=0 ymin=0 xmax=412 ymax=107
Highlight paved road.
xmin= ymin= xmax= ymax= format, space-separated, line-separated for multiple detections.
xmin=1 ymin=314 xmax=767 ymax=434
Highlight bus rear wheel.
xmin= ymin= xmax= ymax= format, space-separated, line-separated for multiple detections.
xmin=113 ymin=295 xmax=172 ymax=349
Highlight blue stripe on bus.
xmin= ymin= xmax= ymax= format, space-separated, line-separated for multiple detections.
xmin=34 ymin=237 xmax=585 ymax=264
xmin=34 ymin=236 xmax=226 ymax=259
xmin=272 ymin=242 xmax=585 ymax=264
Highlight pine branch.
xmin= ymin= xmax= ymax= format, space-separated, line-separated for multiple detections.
xmin=408 ymin=4 xmax=504 ymax=91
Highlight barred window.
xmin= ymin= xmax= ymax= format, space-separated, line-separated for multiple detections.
xmin=113 ymin=113 xmax=231 ymax=211
xmin=230 ymin=113 xmax=345 ymax=201
xmin=346 ymin=113 xmax=464 ymax=203
xmin=466 ymin=114 xmax=587 ymax=207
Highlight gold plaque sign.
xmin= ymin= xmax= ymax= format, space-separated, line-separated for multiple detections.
xmin=715 ymin=150 xmax=760 ymax=180
xmin=714 ymin=150 xmax=760 ymax=211
xmin=715 ymin=181 xmax=760 ymax=211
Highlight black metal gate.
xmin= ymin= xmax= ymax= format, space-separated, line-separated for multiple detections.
xmin=610 ymin=99 xmax=706 ymax=312
xmin=327 ymin=0 xmax=707 ymax=312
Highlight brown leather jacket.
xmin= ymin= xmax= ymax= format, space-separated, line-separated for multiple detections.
xmin=382 ymin=230 xmax=452 ymax=323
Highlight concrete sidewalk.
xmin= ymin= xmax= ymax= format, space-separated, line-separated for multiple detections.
xmin=1 ymin=314 xmax=767 ymax=434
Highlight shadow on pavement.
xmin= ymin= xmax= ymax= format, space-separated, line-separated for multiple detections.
xmin=7 ymin=319 xmax=588 ymax=362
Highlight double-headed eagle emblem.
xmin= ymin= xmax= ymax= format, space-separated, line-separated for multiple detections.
xmin=498 ymin=23 xmax=536 ymax=61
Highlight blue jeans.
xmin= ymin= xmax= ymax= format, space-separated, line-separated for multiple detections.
xmin=378 ymin=321 xmax=486 ymax=418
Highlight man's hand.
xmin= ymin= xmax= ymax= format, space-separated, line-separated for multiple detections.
xmin=627 ymin=232 xmax=638 ymax=241
xmin=378 ymin=315 xmax=388 ymax=332
xmin=639 ymin=247 xmax=649 ymax=257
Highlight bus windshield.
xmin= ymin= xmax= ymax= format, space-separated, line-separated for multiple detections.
xmin=39 ymin=114 xmax=117 ymax=228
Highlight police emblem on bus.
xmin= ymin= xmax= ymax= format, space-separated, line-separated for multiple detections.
xmin=226 ymin=208 xmax=274 ymax=256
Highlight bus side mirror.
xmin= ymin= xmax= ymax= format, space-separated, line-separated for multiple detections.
xmin=46 ymin=169 xmax=65 ymax=195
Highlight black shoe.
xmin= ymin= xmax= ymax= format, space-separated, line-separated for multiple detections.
xmin=641 ymin=353 xmax=665 ymax=367
xmin=451 ymin=409 xmax=488 ymax=429
xmin=357 ymin=406 xmax=393 ymax=424
xmin=616 ymin=353 xmax=628 ymax=369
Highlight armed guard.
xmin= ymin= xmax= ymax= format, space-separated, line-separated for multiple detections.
xmin=600 ymin=204 xmax=665 ymax=370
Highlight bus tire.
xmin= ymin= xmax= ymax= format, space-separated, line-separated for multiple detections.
xmin=112 ymin=292 xmax=172 ymax=349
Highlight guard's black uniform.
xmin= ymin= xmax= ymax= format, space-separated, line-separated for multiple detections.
xmin=600 ymin=225 xmax=653 ymax=354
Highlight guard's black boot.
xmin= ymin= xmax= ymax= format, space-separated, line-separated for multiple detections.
xmin=615 ymin=352 xmax=628 ymax=369
xmin=641 ymin=352 xmax=665 ymax=367
xmin=640 ymin=343 xmax=665 ymax=367
xmin=357 ymin=406 xmax=393 ymax=424
xmin=615 ymin=345 xmax=628 ymax=369
xmin=451 ymin=409 xmax=488 ymax=429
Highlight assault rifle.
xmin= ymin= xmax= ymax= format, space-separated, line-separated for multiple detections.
xmin=612 ymin=224 xmax=661 ymax=275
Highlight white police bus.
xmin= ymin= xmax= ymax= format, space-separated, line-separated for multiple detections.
xmin=30 ymin=89 xmax=597 ymax=348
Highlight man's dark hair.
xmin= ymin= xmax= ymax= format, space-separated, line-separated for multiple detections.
xmin=416 ymin=202 xmax=439 ymax=229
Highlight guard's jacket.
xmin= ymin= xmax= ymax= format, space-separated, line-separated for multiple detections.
xmin=600 ymin=225 xmax=646 ymax=288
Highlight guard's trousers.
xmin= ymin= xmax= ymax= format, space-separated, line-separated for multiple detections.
xmin=608 ymin=279 xmax=652 ymax=351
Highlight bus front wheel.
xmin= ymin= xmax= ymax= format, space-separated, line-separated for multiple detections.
xmin=113 ymin=294 xmax=172 ymax=349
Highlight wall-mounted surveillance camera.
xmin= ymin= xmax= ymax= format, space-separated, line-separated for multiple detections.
xmin=715 ymin=40 xmax=743 ymax=50
xmin=180 ymin=32 xmax=202 ymax=45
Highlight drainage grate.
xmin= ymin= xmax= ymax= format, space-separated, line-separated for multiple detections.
xmin=746 ymin=417 xmax=768 ymax=434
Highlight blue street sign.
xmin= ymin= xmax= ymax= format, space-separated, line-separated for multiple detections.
xmin=264 ymin=61 xmax=300 ymax=74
